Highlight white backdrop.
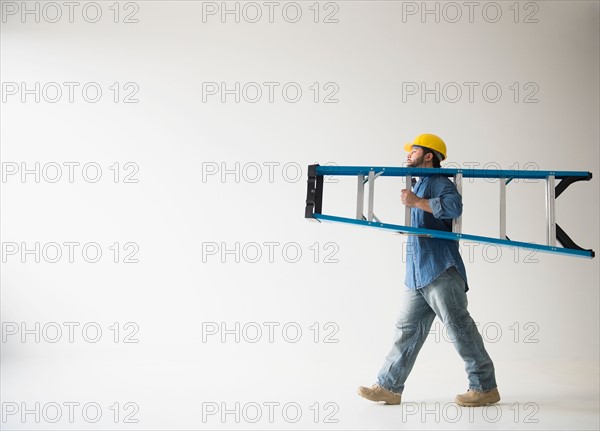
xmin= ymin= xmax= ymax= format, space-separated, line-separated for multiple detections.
xmin=1 ymin=1 xmax=599 ymax=429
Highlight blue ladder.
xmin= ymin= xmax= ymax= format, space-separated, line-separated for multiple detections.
xmin=305 ymin=165 xmax=594 ymax=258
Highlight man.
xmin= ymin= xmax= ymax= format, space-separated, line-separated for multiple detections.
xmin=357 ymin=134 xmax=500 ymax=407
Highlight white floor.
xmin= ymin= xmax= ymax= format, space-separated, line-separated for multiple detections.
xmin=2 ymin=351 xmax=598 ymax=430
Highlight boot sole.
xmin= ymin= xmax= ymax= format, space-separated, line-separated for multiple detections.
xmin=455 ymin=397 xmax=500 ymax=407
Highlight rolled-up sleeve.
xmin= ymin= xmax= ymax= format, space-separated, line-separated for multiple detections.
xmin=428 ymin=177 xmax=462 ymax=219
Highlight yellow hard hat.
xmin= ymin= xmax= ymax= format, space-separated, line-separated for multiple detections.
xmin=404 ymin=134 xmax=447 ymax=161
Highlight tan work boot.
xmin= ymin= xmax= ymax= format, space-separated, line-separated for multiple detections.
xmin=455 ymin=387 xmax=500 ymax=407
xmin=357 ymin=383 xmax=401 ymax=405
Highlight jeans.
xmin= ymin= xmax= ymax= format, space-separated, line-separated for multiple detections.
xmin=377 ymin=266 xmax=497 ymax=394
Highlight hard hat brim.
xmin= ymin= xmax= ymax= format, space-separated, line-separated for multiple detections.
xmin=404 ymin=142 xmax=446 ymax=160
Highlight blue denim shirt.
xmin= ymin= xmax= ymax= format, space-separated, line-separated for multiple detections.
xmin=405 ymin=175 xmax=468 ymax=291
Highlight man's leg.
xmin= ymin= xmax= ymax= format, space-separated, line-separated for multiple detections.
xmin=419 ymin=266 xmax=499 ymax=404
xmin=375 ymin=287 xmax=437 ymax=395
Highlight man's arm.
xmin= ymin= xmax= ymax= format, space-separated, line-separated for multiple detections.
xmin=401 ymin=189 xmax=433 ymax=213
xmin=401 ymin=178 xmax=462 ymax=219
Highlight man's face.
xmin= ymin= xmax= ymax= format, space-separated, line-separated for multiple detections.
xmin=406 ymin=147 xmax=428 ymax=167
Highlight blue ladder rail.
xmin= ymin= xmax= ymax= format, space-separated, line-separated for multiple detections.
xmin=313 ymin=165 xmax=592 ymax=180
xmin=305 ymin=164 xmax=595 ymax=259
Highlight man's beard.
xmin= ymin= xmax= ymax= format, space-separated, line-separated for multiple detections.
xmin=408 ymin=154 xmax=425 ymax=168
